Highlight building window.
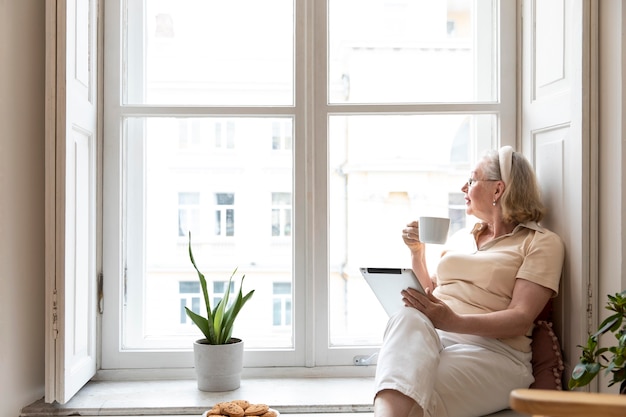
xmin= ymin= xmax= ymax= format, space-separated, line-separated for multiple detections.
xmin=179 ymin=281 xmax=201 ymax=324
xmin=214 ymin=193 xmax=235 ymax=237
xmin=271 ymin=192 xmax=292 ymax=237
xmin=178 ymin=118 xmax=206 ymax=150
xmin=215 ymin=120 xmax=235 ymax=149
xmin=213 ymin=280 xmax=235 ymax=308
xmin=271 ymin=120 xmax=292 ymax=151
xmin=448 ymin=192 xmax=467 ymax=236
xmin=178 ymin=192 xmax=200 ymax=237
xmin=273 ymin=282 xmax=292 ymax=326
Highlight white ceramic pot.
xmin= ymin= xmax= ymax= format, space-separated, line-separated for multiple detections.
xmin=193 ymin=338 xmax=244 ymax=391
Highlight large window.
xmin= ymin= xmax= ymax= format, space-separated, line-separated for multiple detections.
xmin=103 ymin=0 xmax=515 ymax=370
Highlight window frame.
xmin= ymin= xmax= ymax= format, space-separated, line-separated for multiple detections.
xmin=102 ymin=0 xmax=517 ymax=371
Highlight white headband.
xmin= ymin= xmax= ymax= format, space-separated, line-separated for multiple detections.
xmin=498 ymin=146 xmax=514 ymax=186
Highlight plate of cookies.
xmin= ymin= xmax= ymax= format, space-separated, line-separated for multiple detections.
xmin=202 ymin=400 xmax=278 ymax=417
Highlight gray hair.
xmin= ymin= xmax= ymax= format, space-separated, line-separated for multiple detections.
xmin=480 ymin=149 xmax=545 ymax=223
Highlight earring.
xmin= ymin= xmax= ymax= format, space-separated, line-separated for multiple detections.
xmin=492 ymin=200 xmax=497 ymax=206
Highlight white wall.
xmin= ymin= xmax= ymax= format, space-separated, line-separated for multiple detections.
xmin=599 ymin=1 xmax=626 ymax=297
xmin=598 ymin=0 xmax=626 ymax=394
xmin=0 ymin=1 xmax=46 ymax=416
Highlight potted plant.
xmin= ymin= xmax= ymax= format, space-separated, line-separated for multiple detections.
xmin=569 ymin=290 xmax=626 ymax=394
xmin=185 ymin=233 xmax=255 ymax=391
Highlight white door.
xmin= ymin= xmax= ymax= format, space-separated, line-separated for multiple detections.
xmin=521 ymin=0 xmax=596 ymax=382
xmin=45 ymin=0 xmax=100 ymax=403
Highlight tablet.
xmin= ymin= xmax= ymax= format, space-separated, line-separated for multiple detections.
xmin=360 ymin=267 xmax=425 ymax=317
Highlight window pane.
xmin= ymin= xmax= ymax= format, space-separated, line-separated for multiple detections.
xmin=178 ymin=192 xmax=199 ymax=205
xmin=328 ymin=114 xmax=494 ymax=346
xmin=225 ymin=209 xmax=235 ymax=236
xmin=126 ymin=0 xmax=295 ymax=105
xmin=213 ymin=282 xmax=225 ymax=294
xmin=273 ymin=282 xmax=291 ymax=294
xmin=448 ymin=192 xmax=467 ymax=235
xmin=272 ymin=299 xmax=282 ymax=326
xmin=271 ymin=192 xmax=292 ymax=237
xmin=180 ymin=299 xmax=186 ymax=324
xmin=272 ymin=192 xmax=291 ymax=205
xmin=179 ymin=281 xmax=200 ymax=293
xmin=178 ymin=192 xmax=200 ymax=237
xmin=123 ymin=116 xmax=293 ymax=350
xmin=271 ymin=120 xmax=293 ymax=151
xmin=284 ymin=209 xmax=292 ymax=236
xmin=272 ymin=282 xmax=292 ymax=327
xmin=328 ymin=0 xmax=497 ymax=103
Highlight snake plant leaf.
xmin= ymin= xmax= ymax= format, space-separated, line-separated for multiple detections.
xmin=188 ymin=233 xmax=212 ymax=321
xmin=214 ymin=271 xmax=234 ymax=342
xmin=185 ymin=307 xmax=211 ymax=341
xmin=212 ymin=270 xmax=237 ymax=343
xmin=222 ymin=285 xmax=255 ymax=341
xmin=186 ymin=232 xmax=254 ymax=345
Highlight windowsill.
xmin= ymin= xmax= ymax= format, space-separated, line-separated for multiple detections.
xmin=21 ymin=376 xmax=376 ymax=416
xmin=21 ymin=372 xmax=523 ymax=417
xmin=21 ymin=366 xmax=378 ymax=416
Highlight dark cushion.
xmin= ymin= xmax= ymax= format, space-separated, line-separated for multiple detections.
xmin=530 ymin=319 xmax=564 ymax=390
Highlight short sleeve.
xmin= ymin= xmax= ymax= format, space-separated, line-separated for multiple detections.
xmin=517 ymin=228 xmax=564 ymax=296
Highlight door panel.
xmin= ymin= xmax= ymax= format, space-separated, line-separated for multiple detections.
xmin=45 ymin=0 xmax=99 ymax=404
xmin=521 ymin=0 xmax=595 ymax=383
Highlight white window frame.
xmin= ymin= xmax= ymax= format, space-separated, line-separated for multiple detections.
xmin=102 ymin=0 xmax=517 ymax=371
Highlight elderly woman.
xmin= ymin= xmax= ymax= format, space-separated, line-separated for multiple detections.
xmin=373 ymin=146 xmax=565 ymax=417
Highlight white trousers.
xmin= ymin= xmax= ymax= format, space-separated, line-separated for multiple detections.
xmin=374 ymin=308 xmax=534 ymax=417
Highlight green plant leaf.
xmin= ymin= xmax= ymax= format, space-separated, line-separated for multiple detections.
xmin=571 ymin=290 xmax=626 ymax=390
xmin=593 ymin=315 xmax=620 ymax=338
xmin=612 ymin=367 xmax=626 ymax=385
xmin=216 ymin=271 xmax=255 ymax=344
xmin=222 ymin=287 xmax=255 ymax=340
xmin=188 ymin=232 xmax=217 ymax=343
xmin=569 ymin=362 xmax=601 ymax=389
xmin=185 ymin=232 xmax=254 ymax=345
xmin=185 ymin=307 xmax=210 ymax=340
xmin=188 ymin=233 xmax=212 ymax=320
xmin=212 ymin=269 xmax=238 ymax=344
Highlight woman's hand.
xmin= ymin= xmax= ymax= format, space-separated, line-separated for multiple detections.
xmin=403 ymin=220 xmax=436 ymax=291
xmin=401 ymin=287 xmax=457 ymax=330
xmin=402 ymin=221 xmax=425 ymax=253
xmin=402 ymin=280 xmax=554 ymax=339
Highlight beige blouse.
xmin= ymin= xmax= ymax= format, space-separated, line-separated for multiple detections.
xmin=433 ymin=221 xmax=565 ymax=352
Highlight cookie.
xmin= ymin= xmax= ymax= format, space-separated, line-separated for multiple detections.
xmin=221 ymin=403 xmax=245 ymax=417
xmin=260 ymin=410 xmax=277 ymax=417
xmin=232 ymin=400 xmax=251 ymax=410
xmin=244 ymin=404 xmax=270 ymax=416
xmin=206 ymin=405 xmax=222 ymax=416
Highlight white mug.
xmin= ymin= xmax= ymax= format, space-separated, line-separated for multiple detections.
xmin=418 ymin=216 xmax=450 ymax=244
